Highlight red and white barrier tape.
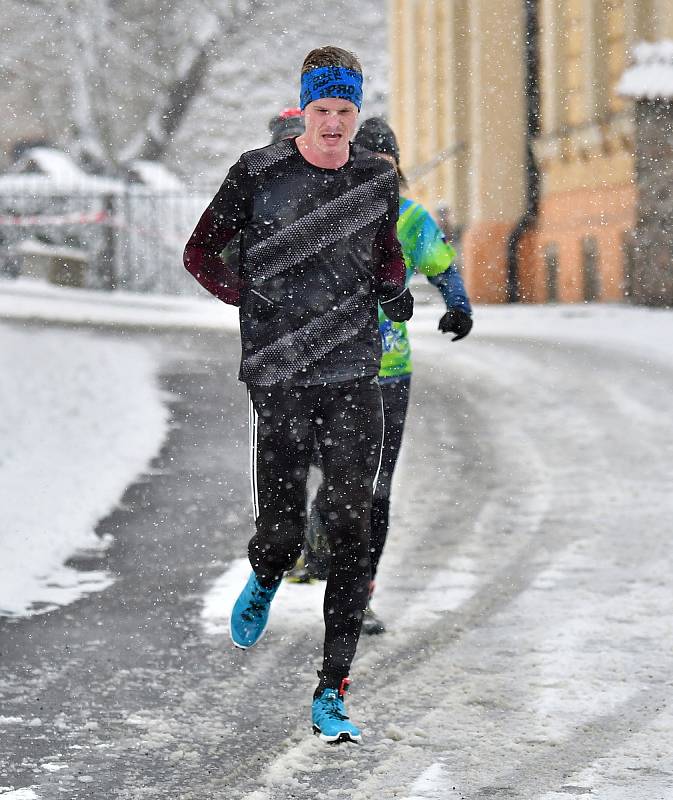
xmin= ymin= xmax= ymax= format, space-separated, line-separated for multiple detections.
xmin=0 ymin=210 xmax=112 ymax=226
xmin=0 ymin=209 xmax=195 ymax=250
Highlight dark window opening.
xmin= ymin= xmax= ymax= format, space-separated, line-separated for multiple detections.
xmin=621 ymin=231 xmax=635 ymax=301
xmin=582 ymin=236 xmax=600 ymax=302
xmin=544 ymin=243 xmax=559 ymax=302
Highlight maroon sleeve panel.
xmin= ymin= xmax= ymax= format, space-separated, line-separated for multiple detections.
xmin=183 ymin=207 xmax=242 ymax=305
xmin=183 ymin=158 xmax=252 ymax=306
xmin=373 ymin=223 xmax=406 ymax=288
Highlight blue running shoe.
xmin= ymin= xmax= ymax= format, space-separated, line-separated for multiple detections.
xmin=230 ymin=571 xmax=280 ymax=649
xmin=312 ymin=680 xmax=362 ymax=743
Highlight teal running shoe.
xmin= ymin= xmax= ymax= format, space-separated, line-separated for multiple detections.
xmin=230 ymin=571 xmax=280 ymax=649
xmin=312 ymin=680 xmax=362 ymax=744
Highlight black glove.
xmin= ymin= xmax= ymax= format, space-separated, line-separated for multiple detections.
xmin=439 ymin=308 xmax=473 ymax=341
xmin=379 ymin=284 xmax=414 ymax=322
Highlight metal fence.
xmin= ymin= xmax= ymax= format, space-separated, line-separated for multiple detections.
xmin=0 ymin=185 xmax=217 ymax=295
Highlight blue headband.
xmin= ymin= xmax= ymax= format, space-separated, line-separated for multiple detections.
xmin=300 ymin=66 xmax=363 ymax=110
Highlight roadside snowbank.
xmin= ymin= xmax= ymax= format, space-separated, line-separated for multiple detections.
xmin=0 ymin=324 xmax=169 ymax=617
xmin=0 ymin=276 xmax=239 ymax=619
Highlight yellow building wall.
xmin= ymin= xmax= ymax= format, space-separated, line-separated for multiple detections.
xmin=389 ymin=0 xmax=526 ymax=303
xmin=387 ymin=0 xmax=669 ymax=304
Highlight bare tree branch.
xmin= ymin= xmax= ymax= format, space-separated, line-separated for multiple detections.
xmin=3 ymin=0 xmax=261 ymax=171
xmin=130 ymin=0 xmax=261 ymax=163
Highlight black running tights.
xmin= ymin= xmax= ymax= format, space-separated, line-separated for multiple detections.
xmin=247 ymin=379 xmax=383 ymax=681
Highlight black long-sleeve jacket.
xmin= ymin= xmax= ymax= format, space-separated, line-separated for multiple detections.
xmin=184 ymin=138 xmax=413 ymax=386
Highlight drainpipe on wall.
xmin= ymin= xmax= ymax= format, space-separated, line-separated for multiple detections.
xmin=506 ymin=0 xmax=541 ymax=302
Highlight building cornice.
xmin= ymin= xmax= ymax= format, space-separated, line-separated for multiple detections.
xmin=533 ymin=112 xmax=634 ymax=167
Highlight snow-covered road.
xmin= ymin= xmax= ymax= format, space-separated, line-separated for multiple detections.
xmin=215 ymin=308 xmax=673 ymax=800
xmin=1 ymin=283 xmax=672 ymax=799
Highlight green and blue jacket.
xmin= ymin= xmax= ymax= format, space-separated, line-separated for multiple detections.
xmin=379 ymin=196 xmax=472 ymax=380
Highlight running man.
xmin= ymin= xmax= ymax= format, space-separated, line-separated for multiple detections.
xmin=183 ymin=47 xmax=413 ymax=743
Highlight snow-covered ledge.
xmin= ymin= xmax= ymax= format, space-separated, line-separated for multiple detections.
xmin=618 ymin=39 xmax=673 ymax=99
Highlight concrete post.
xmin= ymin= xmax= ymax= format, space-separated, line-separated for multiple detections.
xmin=619 ymin=41 xmax=673 ymax=306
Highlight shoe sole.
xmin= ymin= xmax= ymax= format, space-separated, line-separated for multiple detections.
xmin=312 ymin=725 xmax=361 ymax=744
xmin=229 ymin=617 xmax=269 ymax=650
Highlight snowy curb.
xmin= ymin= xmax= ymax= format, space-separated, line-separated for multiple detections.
xmin=0 ymin=278 xmax=239 ymax=332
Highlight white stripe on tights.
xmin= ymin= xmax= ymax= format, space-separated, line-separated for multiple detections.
xmin=372 ymin=388 xmax=385 ymax=492
xmin=248 ymin=391 xmax=260 ymax=520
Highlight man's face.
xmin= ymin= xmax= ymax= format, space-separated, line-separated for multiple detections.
xmin=302 ymin=97 xmax=359 ymax=156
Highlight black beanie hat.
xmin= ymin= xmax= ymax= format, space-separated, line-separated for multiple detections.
xmin=268 ymin=108 xmax=305 ymax=143
xmin=354 ymin=117 xmax=400 ymax=164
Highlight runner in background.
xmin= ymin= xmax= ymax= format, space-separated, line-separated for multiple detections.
xmin=290 ymin=117 xmax=473 ymax=637
xmin=268 ymin=107 xmax=305 ymax=143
